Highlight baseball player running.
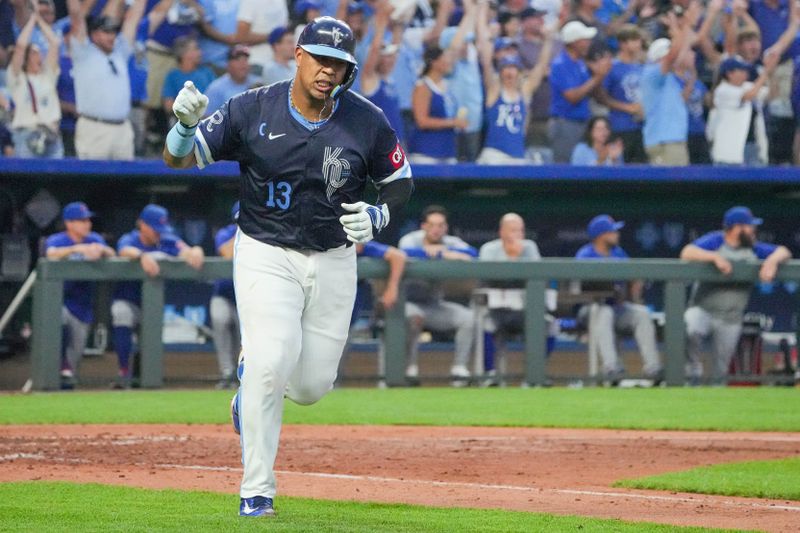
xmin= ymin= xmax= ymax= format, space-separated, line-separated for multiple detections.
xmin=163 ymin=17 xmax=413 ymax=518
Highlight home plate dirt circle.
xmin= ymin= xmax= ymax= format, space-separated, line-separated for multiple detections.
xmin=1 ymin=424 xmax=799 ymax=531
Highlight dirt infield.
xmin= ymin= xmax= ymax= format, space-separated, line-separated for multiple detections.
xmin=1 ymin=424 xmax=799 ymax=531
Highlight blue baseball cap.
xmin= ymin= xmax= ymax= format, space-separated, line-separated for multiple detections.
xmin=494 ymin=36 xmax=519 ymax=52
xmin=497 ymin=55 xmax=523 ymax=70
xmin=294 ymin=0 xmax=321 ymax=16
xmin=268 ymin=26 xmax=289 ymax=45
xmin=63 ymin=201 xmax=94 ymax=221
xmin=231 ymin=201 xmax=240 ymax=222
xmin=723 ymin=206 xmax=762 ymax=228
xmin=719 ymin=57 xmax=750 ymax=78
xmin=588 ymin=214 xmax=624 ymax=239
xmin=139 ymin=204 xmax=174 ymax=234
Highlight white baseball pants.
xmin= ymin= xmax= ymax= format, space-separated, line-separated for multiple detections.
xmin=235 ymin=230 xmax=356 ymax=499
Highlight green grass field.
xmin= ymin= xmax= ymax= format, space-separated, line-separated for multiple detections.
xmin=0 ymin=387 xmax=798 ymax=431
xmin=616 ymin=457 xmax=800 ymax=501
xmin=1 ymin=388 xmax=796 ymax=532
xmin=0 ymin=482 xmax=744 ymax=533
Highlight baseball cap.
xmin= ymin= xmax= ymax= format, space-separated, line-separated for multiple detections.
xmin=87 ymin=15 xmax=121 ymax=33
xmin=647 ymin=38 xmax=671 ymax=63
xmin=294 ymin=0 xmax=322 ymax=16
xmin=231 ymin=201 xmax=240 ymax=222
xmin=520 ymin=7 xmax=546 ymax=19
xmin=494 ymin=36 xmax=519 ymax=52
xmin=268 ymin=26 xmax=290 ymax=46
xmin=139 ymin=204 xmax=174 ymax=234
xmin=497 ymin=55 xmax=523 ymax=70
xmin=723 ymin=206 xmax=762 ymax=228
xmin=497 ymin=9 xmax=518 ymax=25
xmin=63 ymin=201 xmax=94 ymax=221
xmin=347 ymin=1 xmax=365 ymax=15
xmin=560 ymin=21 xmax=597 ymax=44
xmin=719 ymin=57 xmax=750 ymax=77
xmin=439 ymin=26 xmax=474 ymax=50
xmin=587 ymin=214 xmax=624 ymax=239
xmin=228 ymin=44 xmax=250 ymax=60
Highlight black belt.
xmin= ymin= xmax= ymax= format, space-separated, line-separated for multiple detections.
xmin=80 ymin=114 xmax=126 ymax=125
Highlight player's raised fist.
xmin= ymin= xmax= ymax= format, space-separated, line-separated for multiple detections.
xmin=173 ymin=81 xmax=209 ymax=127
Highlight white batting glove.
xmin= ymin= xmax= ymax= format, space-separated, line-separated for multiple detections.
xmin=339 ymin=202 xmax=390 ymax=244
xmin=173 ymin=81 xmax=209 ymax=127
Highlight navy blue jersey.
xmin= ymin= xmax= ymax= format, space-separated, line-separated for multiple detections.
xmin=195 ymin=80 xmax=411 ymax=251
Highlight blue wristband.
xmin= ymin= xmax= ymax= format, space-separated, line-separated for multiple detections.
xmin=166 ymin=122 xmax=197 ymax=158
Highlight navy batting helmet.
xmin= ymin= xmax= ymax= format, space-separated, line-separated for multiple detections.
xmin=297 ymin=16 xmax=358 ymax=99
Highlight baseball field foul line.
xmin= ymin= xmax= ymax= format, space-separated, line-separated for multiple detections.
xmin=151 ymin=463 xmax=800 ymax=513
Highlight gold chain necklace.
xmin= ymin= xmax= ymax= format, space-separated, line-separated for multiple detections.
xmin=289 ymin=81 xmax=332 ymax=123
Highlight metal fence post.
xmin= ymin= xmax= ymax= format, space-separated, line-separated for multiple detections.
xmin=140 ymin=277 xmax=165 ymax=388
xmin=524 ymin=279 xmax=547 ymax=386
xmin=383 ymin=281 xmax=407 ymax=387
xmin=30 ymin=263 xmax=63 ymax=390
xmin=663 ymin=280 xmax=687 ymax=386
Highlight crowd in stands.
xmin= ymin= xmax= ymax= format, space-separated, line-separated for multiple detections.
xmin=1 ymin=0 xmax=800 ymax=165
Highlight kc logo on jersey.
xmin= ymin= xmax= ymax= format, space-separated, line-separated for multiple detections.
xmin=322 ymin=146 xmax=351 ymax=201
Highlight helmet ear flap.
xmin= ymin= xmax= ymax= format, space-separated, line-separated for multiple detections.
xmin=331 ymin=64 xmax=358 ymax=99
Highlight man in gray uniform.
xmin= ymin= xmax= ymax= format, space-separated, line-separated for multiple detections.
xmin=399 ymin=205 xmax=478 ymax=386
xmin=680 ymin=206 xmax=791 ymax=384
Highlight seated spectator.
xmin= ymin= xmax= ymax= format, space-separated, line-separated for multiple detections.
xmin=210 ymin=201 xmax=240 ymax=389
xmin=8 ymin=10 xmax=63 ymax=158
xmin=602 ymin=24 xmax=645 ymax=163
xmin=476 ymin=4 xmax=553 ymax=164
xmin=640 ymin=10 xmax=696 ymax=166
xmin=575 ymin=214 xmax=663 ymax=385
xmin=204 ymin=45 xmax=259 ymax=114
xmin=399 ymin=205 xmax=478 ymax=386
xmin=408 ymin=45 xmax=466 ymax=164
xmin=549 ymin=20 xmax=611 ymax=163
xmin=478 ymin=213 xmax=558 ymax=385
xmin=162 ymin=35 xmax=215 ymax=120
xmin=359 ymin=2 xmax=405 ymax=144
xmin=708 ymin=55 xmax=778 ymax=166
xmin=68 ymin=0 xmax=146 ymax=160
xmin=570 ymin=116 xmax=624 ymax=165
xmin=45 ymin=202 xmax=115 ymax=388
xmin=680 ymin=207 xmax=791 ymax=384
xmin=262 ymin=26 xmax=296 ymax=85
xmin=111 ymin=204 xmax=204 ymax=389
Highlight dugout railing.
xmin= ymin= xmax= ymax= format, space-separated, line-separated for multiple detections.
xmin=29 ymin=257 xmax=800 ymax=390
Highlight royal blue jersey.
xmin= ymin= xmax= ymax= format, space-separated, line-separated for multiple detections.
xmin=195 ymin=80 xmax=411 ymax=251
xmin=45 ymin=231 xmax=109 ymax=323
xmin=575 ymin=243 xmax=629 ymax=259
xmin=407 ymin=77 xmax=456 ymax=159
xmin=603 ymin=59 xmax=642 ymax=133
xmin=113 ymin=230 xmax=183 ymax=305
xmin=484 ymin=91 xmax=526 ymax=158
xmin=365 ymin=79 xmax=406 ymax=145
xmin=213 ymin=223 xmax=237 ymax=301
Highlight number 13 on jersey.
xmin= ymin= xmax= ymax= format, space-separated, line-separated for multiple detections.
xmin=266 ymin=181 xmax=292 ymax=210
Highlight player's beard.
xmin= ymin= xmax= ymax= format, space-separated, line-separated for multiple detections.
xmin=738 ymin=232 xmax=755 ymax=248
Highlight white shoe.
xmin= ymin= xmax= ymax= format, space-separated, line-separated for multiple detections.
xmin=450 ymin=365 xmax=470 ymax=378
xmin=405 ymin=364 xmax=419 ymax=378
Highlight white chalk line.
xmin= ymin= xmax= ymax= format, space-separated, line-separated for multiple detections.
xmin=151 ymin=463 xmax=800 ymax=513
